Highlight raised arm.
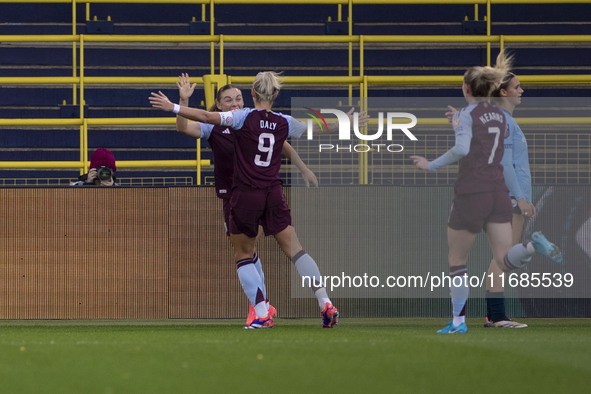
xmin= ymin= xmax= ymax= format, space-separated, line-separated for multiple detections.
xmin=176 ymin=73 xmax=202 ymax=138
xmin=324 ymin=107 xmax=369 ymax=132
xmin=150 ymin=90 xmax=222 ymax=125
xmin=282 ymin=141 xmax=318 ymax=188
xmin=445 ymin=105 xmax=457 ymax=123
xmin=411 ymin=110 xmax=471 ymax=171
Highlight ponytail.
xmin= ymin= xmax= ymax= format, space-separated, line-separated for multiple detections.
xmin=464 ymin=51 xmax=514 ymax=97
xmin=252 ymin=71 xmax=282 ymax=103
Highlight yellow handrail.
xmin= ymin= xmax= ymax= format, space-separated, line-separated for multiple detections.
xmin=4 ymin=1 xmax=591 ymax=5
xmin=0 ymin=35 xmax=78 ymax=41
xmin=3 ymin=116 xmax=591 ymax=128
xmin=414 ymin=117 xmax=591 ymax=126
xmin=4 ymin=34 xmax=591 ymax=44
xmin=0 ymin=118 xmax=173 ymax=126
xmin=6 ymin=1 xmax=590 ymax=4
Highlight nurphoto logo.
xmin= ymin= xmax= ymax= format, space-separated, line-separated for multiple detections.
xmin=305 ymin=108 xmax=419 ymax=153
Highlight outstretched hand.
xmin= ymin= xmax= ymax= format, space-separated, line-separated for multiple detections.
xmin=324 ymin=107 xmax=370 ymax=133
xmin=348 ymin=107 xmax=370 ymax=129
xmin=445 ymin=105 xmax=457 ymax=123
xmin=177 ymin=73 xmax=196 ymax=101
xmin=149 ymin=91 xmax=174 ymax=112
xmin=410 ymin=155 xmax=430 ymax=171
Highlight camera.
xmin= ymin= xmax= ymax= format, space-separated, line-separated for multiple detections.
xmin=97 ymin=166 xmax=113 ymax=181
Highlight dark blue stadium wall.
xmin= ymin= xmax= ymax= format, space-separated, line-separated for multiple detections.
xmin=1 ymin=2 xmax=590 ymax=182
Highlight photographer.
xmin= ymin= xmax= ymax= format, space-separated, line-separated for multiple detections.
xmin=71 ymin=148 xmax=118 ymax=186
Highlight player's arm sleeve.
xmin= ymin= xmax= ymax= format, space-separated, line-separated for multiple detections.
xmin=287 ymin=116 xmax=307 ymax=139
xmin=219 ymin=108 xmax=247 ymax=130
xmin=513 ymin=126 xmax=532 ymax=202
xmin=427 ymin=111 xmax=472 ymax=171
xmin=516 ymin=164 xmax=533 ymax=203
xmin=198 ymin=122 xmax=214 ymax=140
xmin=501 ymin=139 xmax=524 ymax=200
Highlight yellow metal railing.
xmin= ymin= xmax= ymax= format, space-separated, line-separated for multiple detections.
xmin=1 ymin=0 xmax=591 ymax=184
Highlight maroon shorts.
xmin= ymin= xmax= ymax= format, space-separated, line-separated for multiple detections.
xmin=448 ymin=191 xmax=512 ymax=233
xmin=229 ymin=184 xmax=291 ymax=238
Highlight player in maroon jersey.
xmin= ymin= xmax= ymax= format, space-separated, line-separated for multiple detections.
xmin=445 ymin=73 xmax=535 ymax=328
xmin=176 ymin=74 xmax=317 ymax=325
xmin=411 ymin=52 xmax=562 ymax=334
xmin=174 ymin=74 xmax=319 ymax=327
xmin=151 ymin=72 xmax=340 ymax=329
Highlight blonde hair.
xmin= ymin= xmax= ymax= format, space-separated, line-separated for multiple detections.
xmin=252 ymin=71 xmax=282 ymax=103
xmin=464 ymin=51 xmax=513 ymax=97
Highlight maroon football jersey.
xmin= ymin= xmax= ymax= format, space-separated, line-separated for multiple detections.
xmin=229 ymin=109 xmax=290 ymax=189
xmin=454 ymin=101 xmax=508 ymax=195
xmin=205 ymin=125 xmax=235 ymax=199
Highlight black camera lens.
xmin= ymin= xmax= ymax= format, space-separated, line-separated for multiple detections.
xmin=97 ymin=166 xmax=113 ymax=181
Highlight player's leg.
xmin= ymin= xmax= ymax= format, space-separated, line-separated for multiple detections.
xmin=485 ymin=221 xmax=528 ymax=327
xmin=230 ymin=233 xmax=268 ymax=316
xmin=225 ymin=199 xmax=269 ymax=325
xmin=437 ymin=226 xmax=477 ymax=334
xmin=438 ymin=194 xmax=483 ymax=334
xmin=484 ymin=193 xmax=527 ymax=327
xmin=485 ymin=190 xmax=561 ymax=327
xmin=229 ymin=190 xmax=273 ymax=328
xmin=485 ymin=211 xmax=526 ymax=326
xmin=273 ymin=226 xmax=339 ymax=328
xmin=253 ymin=227 xmax=269 ymax=303
xmin=497 ymin=234 xmax=562 ymax=270
xmin=247 ymin=247 xmax=275 ymax=323
xmin=265 ymin=185 xmax=338 ymax=328
xmin=512 ymin=212 xmax=526 ymax=244
xmin=497 ymin=193 xmax=562 ymax=267
xmin=246 ymin=229 xmax=276 ymax=327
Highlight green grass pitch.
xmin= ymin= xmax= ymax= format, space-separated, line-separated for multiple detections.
xmin=1 ymin=318 xmax=590 ymax=393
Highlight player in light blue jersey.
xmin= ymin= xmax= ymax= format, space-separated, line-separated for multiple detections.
xmin=496 ymin=73 xmax=534 ymax=233
xmin=483 ymin=73 xmax=537 ymax=328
